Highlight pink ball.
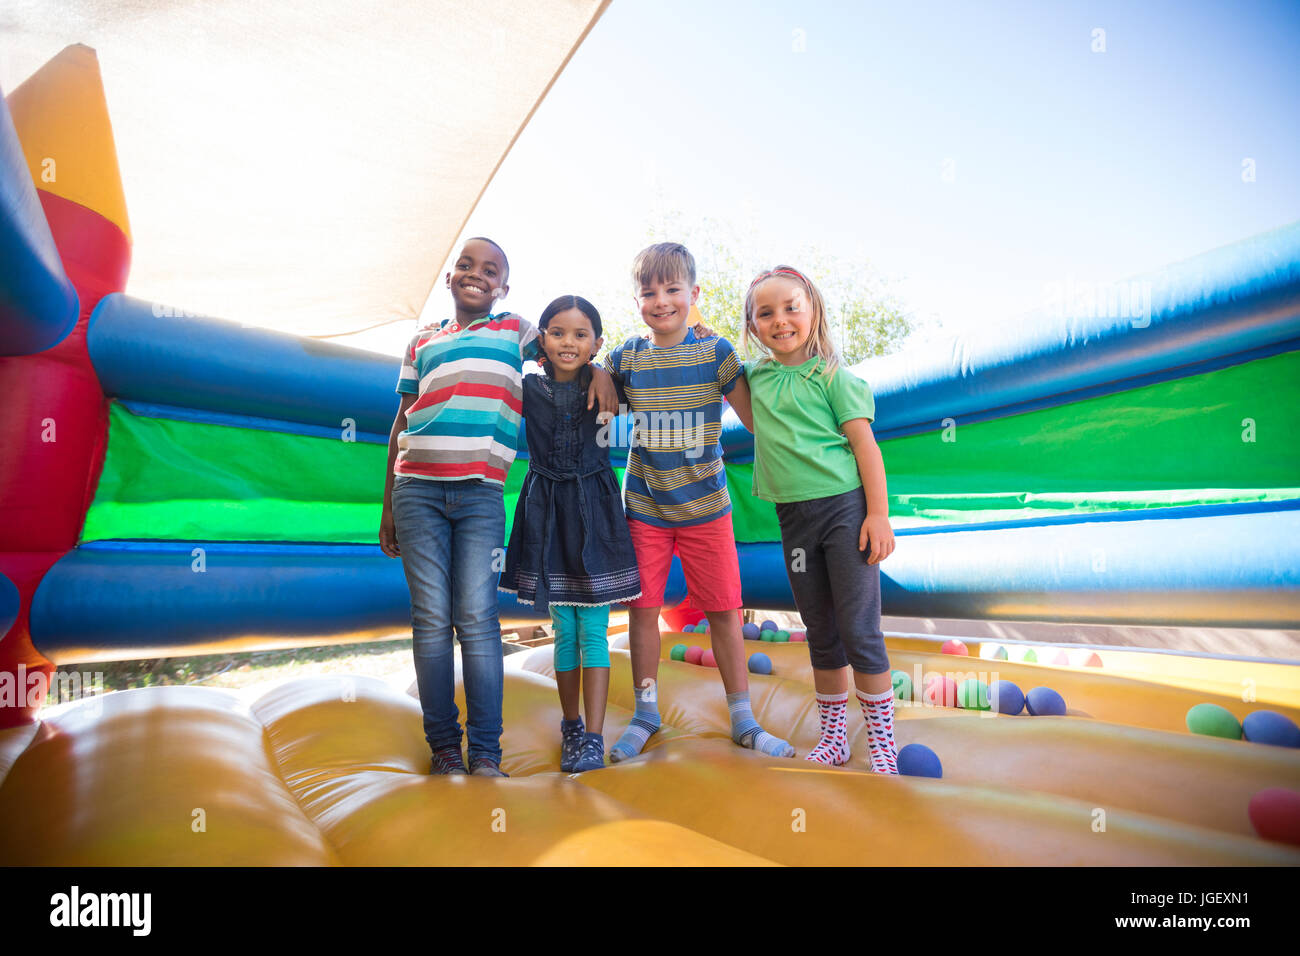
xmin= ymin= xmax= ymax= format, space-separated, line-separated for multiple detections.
xmin=700 ymin=648 xmax=717 ymax=668
xmin=1248 ymin=788 xmax=1300 ymax=846
xmin=684 ymin=646 xmax=704 ymax=665
xmin=923 ymin=674 xmax=959 ymax=707
xmin=940 ymin=639 xmax=968 ymax=656
xmin=789 ymin=630 xmax=807 ymax=642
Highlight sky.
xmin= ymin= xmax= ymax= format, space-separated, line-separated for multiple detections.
xmin=345 ymin=0 xmax=1300 ymax=357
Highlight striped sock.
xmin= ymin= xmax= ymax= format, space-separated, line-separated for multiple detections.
xmin=857 ymin=688 xmax=899 ymax=775
xmin=806 ymin=691 xmax=850 ymax=766
xmin=609 ymin=680 xmax=661 ymax=763
xmin=727 ymin=691 xmax=795 ymax=758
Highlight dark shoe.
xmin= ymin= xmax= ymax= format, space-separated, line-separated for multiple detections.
xmin=573 ymin=732 xmax=605 ymax=772
xmin=560 ymin=716 xmax=585 ymax=772
xmin=469 ymin=758 xmax=509 ymax=777
xmin=430 ymin=744 xmax=468 ymax=775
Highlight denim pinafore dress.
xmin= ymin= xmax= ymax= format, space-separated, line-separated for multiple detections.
xmin=499 ymin=369 xmax=641 ymax=608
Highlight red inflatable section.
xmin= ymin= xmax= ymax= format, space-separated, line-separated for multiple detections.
xmin=0 ymin=54 xmax=129 ymax=726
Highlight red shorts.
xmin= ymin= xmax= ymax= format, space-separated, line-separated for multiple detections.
xmin=625 ymin=512 xmax=743 ymax=611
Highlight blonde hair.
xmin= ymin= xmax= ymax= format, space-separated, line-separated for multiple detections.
xmin=743 ymin=265 xmax=841 ymax=381
xmin=631 ymin=242 xmax=696 ymax=289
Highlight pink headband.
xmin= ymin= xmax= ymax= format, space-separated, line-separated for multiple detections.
xmin=748 ymin=267 xmax=810 ymax=291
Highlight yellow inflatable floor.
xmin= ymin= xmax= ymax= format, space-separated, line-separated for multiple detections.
xmin=1 ymin=635 xmax=1297 ymax=865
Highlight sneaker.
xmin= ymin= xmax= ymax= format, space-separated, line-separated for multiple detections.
xmin=430 ymin=744 xmax=468 ymax=775
xmin=560 ymin=716 xmax=585 ymax=772
xmin=573 ymin=732 xmax=605 ymax=773
xmin=469 ymin=758 xmax=509 ymax=777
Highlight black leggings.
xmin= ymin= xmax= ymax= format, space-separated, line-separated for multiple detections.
xmin=774 ymin=488 xmax=890 ymax=674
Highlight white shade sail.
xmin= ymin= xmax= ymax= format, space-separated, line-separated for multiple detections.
xmin=1 ymin=0 xmax=609 ymax=337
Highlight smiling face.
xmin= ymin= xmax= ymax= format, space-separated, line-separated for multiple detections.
xmin=541 ymin=307 xmax=603 ymax=381
xmin=446 ymin=238 xmax=508 ymax=316
xmin=635 ymin=272 xmax=699 ymax=346
xmin=750 ymin=275 xmax=814 ymax=365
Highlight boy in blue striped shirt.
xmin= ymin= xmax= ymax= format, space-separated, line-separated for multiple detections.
xmin=606 ymin=242 xmax=795 ymax=762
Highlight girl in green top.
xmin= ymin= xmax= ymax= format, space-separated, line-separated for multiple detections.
xmin=740 ymin=266 xmax=900 ymax=773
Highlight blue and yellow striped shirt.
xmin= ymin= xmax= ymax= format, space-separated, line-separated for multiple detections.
xmin=608 ymin=329 xmax=743 ymax=527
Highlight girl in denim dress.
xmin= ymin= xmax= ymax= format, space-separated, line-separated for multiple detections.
xmin=500 ymin=295 xmax=640 ymax=772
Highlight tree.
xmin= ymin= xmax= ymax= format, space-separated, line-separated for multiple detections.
xmin=599 ymin=211 xmax=915 ymax=367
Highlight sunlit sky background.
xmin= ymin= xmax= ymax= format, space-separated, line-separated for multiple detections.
xmin=347 ymin=0 xmax=1300 ymax=357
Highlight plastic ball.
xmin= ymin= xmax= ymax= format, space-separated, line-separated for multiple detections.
xmin=761 ymin=619 xmax=778 ymax=633
xmin=700 ymin=648 xmax=717 ymax=668
xmin=897 ymin=743 xmax=943 ymax=778
xmin=670 ymin=644 xmax=687 ymax=662
xmin=682 ymin=623 xmax=695 ymax=633
xmin=941 ymin=639 xmax=968 ymax=656
xmin=1185 ymin=703 xmax=1242 ymax=740
xmin=684 ymin=646 xmax=704 ymax=665
xmin=1242 ymin=710 xmax=1300 ymax=748
xmin=1247 ymin=788 xmax=1300 ymax=846
xmin=1022 ymin=649 xmax=1038 ymax=663
xmin=699 ymin=619 xmax=710 ymax=631
xmin=789 ymin=630 xmax=807 ymax=642
xmin=748 ymin=652 xmax=773 ymax=675
xmin=742 ymin=622 xmax=761 ymax=640
xmin=957 ymin=678 xmax=991 ymax=711
xmin=891 ymin=670 xmax=913 ymax=702
xmin=760 ymin=630 xmax=775 ymax=642
xmin=1025 ymin=686 xmax=1067 ymax=717
xmin=922 ymin=674 xmax=958 ymax=708
xmin=990 ymin=680 xmax=1025 ymax=715
xmin=774 ymin=630 xmax=790 ymax=643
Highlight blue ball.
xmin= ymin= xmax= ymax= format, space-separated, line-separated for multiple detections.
xmin=897 ymin=743 xmax=942 ymax=778
xmin=682 ymin=623 xmax=695 ymax=633
xmin=761 ymin=619 xmax=778 ymax=633
xmin=991 ymin=680 xmax=1025 ymax=715
xmin=1025 ymin=686 xmax=1067 ymax=717
xmin=1242 ymin=710 xmax=1300 ymax=748
xmin=748 ymin=652 xmax=773 ymax=675
xmin=742 ymin=622 xmax=761 ymax=640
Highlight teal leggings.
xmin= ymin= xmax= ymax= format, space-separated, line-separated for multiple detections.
xmin=551 ymin=604 xmax=611 ymax=672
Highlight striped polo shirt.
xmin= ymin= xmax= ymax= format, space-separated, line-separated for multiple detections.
xmin=395 ymin=311 xmax=539 ymax=484
xmin=609 ymin=329 xmax=743 ymax=527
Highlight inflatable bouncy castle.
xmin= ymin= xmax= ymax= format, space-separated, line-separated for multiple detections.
xmin=1 ymin=12 xmax=1298 ymax=865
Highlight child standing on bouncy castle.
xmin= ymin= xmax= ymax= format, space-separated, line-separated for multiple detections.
xmin=499 ymin=296 xmax=642 ymax=773
xmin=742 ymin=265 xmax=899 ymax=773
xmin=380 ymin=238 xmax=618 ymax=776
xmin=605 ymin=242 xmax=795 ymax=762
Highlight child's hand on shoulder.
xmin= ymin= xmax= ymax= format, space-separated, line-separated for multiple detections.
xmin=692 ymin=321 xmax=717 ymax=339
xmin=859 ymin=513 xmax=895 ymax=564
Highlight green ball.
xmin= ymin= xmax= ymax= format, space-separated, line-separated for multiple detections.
xmin=670 ymin=644 xmax=687 ymax=662
xmin=957 ymin=678 xmax=991 ymax=711
xmin=1186 ymin=703 xmax=1242 ymax=739
xmin=892 ymin=670 xmax=913 ymax=701
xmin=775 ymin=630 xmax=790 ymax=642
xmin=1022 ymin=649 xmax=1038 ymax=663
xmin=760 ymin=630 xmax=775 ymax=642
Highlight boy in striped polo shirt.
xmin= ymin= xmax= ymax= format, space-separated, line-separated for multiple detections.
xmin=380 ymin=237 xmax=617 ymax=776
xmin=606 ymin=242 xmax=796 ymax=762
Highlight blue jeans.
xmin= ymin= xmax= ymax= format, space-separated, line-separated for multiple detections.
xmin=391 ymin=475 xmax=505 ymax=764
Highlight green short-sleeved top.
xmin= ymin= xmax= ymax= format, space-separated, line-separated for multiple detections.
xmin=745 ymin=356 xmax=875 ymax=503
